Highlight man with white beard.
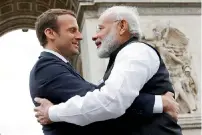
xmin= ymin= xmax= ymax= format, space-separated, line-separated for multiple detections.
xmin=33 ymin=6 xmax=182 ymax=135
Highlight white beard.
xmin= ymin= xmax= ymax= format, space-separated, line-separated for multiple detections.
xmin=97 ymin=27 xmax=120 ymax=58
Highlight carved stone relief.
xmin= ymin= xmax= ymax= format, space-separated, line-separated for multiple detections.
xmin=142 ymin=21 xmax=198 ymax=114
xmin=0 ymin=0 xmax=80 ymax=37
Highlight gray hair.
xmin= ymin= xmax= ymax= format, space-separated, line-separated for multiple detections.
xmin=100 ymin=6 xmax=142 ymax=39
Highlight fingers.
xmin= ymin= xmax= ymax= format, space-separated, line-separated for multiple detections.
xmin=36 ymin=115 xmax=51 ymax=125
xmin=165 ymin=92 xmax=175 ymax=102
xmin=33 ymin=98 xmax=53 ymax=125
xmin=34 ymin=97 xmax=44 ymax=104
xmin=35 ymin=111 xmax=48 ymax=125
xmin=34 ymin=107 xmax=43 ymax=118
xmin=34 ymin=107 xmax=44 ymax=119
xmin=167 ymin=111 xmax=178 ymax=121
xmin=165 ymin=91 xmax=174 ymax=98
xmin=163 ymin=92 xmax=180 ymax=121
xmin=171 ymin=100 xmax=179 ymax=114
xmin=37 ymin=117 xmax=46 ymax=125
xmin=171 ymin=101 xmax=180 ymax=120
xmin=175 ymin=102 xmax=180 ymax=114
xmin=34 ymin=106 xmax=40 ymax=112
xmin=34 ymin=97 xmax=53 ymax=105
xmin=35 ymin=112 xmax=42 ymax=118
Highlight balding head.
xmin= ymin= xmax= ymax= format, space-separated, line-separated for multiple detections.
xmin=99 ymin=6 xmax=142 ymax=39
xmin=92 ymin=6 xmax=142 ymax=58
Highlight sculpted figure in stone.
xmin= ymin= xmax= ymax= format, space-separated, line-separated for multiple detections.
xmin=142 ymin=23 xmax=185 ymax=66
xmin=171 ymin=68 xmax=193 ymax=113
xmin=143 ymin=21 xmax=198 ymax=113
xmin=181 ymin=66 xmax=198 ymax=111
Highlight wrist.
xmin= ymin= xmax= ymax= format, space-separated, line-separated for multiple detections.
xmin=48 ymin=105 xmax=60 ymax=122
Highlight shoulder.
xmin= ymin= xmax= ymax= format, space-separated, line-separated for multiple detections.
xmin=34 ymin=57 xmax=67 ymax=72
xmin=117 ymin=42 xmax=160 ymax=62
xmin=30 ymin=57 xmax=71 ymax=84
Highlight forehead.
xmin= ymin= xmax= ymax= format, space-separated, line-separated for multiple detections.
xmin=98 ymin=13 xmax=114 ymax=26
xmin=57 ymin=14 xmax=78 ymax=28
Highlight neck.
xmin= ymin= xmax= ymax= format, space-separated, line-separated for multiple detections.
xmin=119 ymin=36 xmax=138 ymax=47
xmin=119 ymin=33 xmax=133 ymax=46
xmin=44 ymin=43 xmax=70 ymax=60
xmin=110 ymin=36 xmax=137 ymax=58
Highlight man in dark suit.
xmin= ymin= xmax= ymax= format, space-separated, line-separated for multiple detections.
xmin=30 ymin=8 xmax=180 ymax=135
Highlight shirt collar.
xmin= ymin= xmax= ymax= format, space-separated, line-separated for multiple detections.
xmin=43 ymin=49 xmax=69 ymax=63
xmin=105 ymin=36 xmax=138 ymax=72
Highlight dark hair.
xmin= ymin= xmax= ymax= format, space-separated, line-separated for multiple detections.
xmin=35 ymin=8 xmax=76 ymax=47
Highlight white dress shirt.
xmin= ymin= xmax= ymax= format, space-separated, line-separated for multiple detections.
xmin=44 ymin=49 xmax=69 ymax=63
xmin=47 ymin=43 xmax=163 ymax=126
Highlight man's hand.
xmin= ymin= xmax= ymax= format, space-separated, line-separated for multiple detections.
xmin=162 ymin=92 xmax=180 ymax=121
xmin=34 ymin=97 xmax=54 ymax=125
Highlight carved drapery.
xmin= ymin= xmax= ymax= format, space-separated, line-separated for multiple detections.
xmin=142 ymin=21 xmax=199 ymax=114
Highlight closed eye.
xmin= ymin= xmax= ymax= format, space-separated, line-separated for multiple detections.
xmin=68 ymin=27 xmax=77 ymax=33
xmin=96 ymin=26 xmax=104 ymax=32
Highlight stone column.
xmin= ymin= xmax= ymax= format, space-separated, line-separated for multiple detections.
xmin=79 ymin=11 xmax=109 ymax=84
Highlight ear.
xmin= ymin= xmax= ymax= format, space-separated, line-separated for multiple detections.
xmin=44 ymin=28 xmax=57 ymax=40
xmin=118 ymin=20 xmax=128 ymax=36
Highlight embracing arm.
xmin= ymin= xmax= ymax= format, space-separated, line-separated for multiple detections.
xmin=97 ymin=83 xmax=163 ymax=117
xmin=48 ymin=43 xmax=160 ymax=126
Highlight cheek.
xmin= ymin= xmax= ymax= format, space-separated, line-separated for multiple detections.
xmin=98 ymin=30 xmax=109 ymax=40
xmin=61 ymin=35 xmax=72 ymax=44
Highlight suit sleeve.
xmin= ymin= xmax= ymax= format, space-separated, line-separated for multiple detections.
xmin=130 ymin=93 xmax=155 ymax=117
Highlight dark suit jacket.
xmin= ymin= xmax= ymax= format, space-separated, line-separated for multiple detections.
xmin=29 ymin=51 xmax=155 ymax=135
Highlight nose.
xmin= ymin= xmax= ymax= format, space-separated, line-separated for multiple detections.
xmin=76 ymin=32 xmax=83 ymax=40
xmin=92 ymin=34 xmax=98 ymax=41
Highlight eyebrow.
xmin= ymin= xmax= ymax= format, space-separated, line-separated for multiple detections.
xmin=98 ymin=24 xmax=104 ymax=27
xmin=67 ymin=26 xmax=79 ymax=30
